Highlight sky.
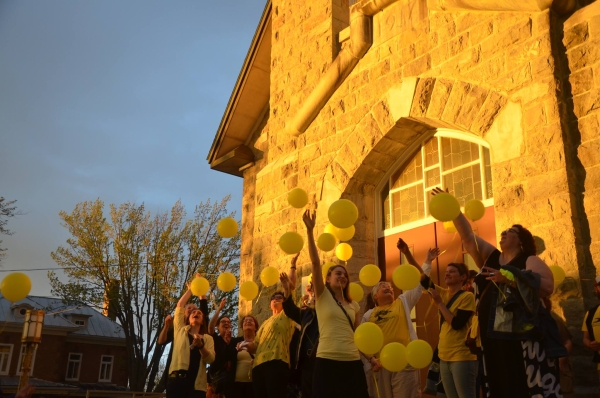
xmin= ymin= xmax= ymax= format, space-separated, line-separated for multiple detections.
xmin=0 ymin=0 xmax=267 ymax=296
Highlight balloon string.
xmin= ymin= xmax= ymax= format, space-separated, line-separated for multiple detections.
xmin=438 ymin=232 xmax=458 ymax=256
xmin=417 ymin=296 xmax=436 ymax=336
xmin=254 ymin=286 xmax=264 ymax=304
xmin=373 ymin=371 xmax=381 ymax=398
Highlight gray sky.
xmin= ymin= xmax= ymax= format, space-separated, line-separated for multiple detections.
xmin=0 ymin=0 xmax=266 ymax=296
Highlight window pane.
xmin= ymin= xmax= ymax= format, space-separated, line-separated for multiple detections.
xmin=441 ymin=137 xmax=480 ymax=171
xmin=484 ymin=147 xmax=493 ymax=198
xmin=391 ymin=153 xmax=422 ymax=188
xmin=443 ymin=165 xmax=482 ymax=206
xmin=425 ymin=168 xmax=440 ymax=188
xmin=382 ymin=184 xmax=390 ymax=230
xmin=392 ymin=184 xmax=424 ymax=226
xmin=424 ymin=138 xmax=439 ymax=167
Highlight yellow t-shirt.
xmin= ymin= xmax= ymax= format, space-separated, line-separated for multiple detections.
xmin=316 ymin=287 xmax=360 ymax=361
xmin=581 ymin=306 xmax=600 ymax=369
xmin=436 ymin=287 xmax=476 ymax=362
xmin=235 ymin=350 xmax=253 ymax=382
xmin=253 ymin=311 xmax=295 ymax=368
xmin=369 ymin=299 xmax=410 ymax=357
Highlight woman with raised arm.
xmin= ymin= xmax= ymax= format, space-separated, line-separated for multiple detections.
xmin=432 ymin=187 xmax=564 ymax=398
xmin=207 ymin=298 xmax=238 ymax=398
xmin=302 ymin=209 xmax=369 ymax=398
xmin=167 ymin=281 xmax=215 ymax=398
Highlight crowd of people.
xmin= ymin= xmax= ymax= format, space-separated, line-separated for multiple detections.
xmin=158 ymin=199 xmax=598 ymax=398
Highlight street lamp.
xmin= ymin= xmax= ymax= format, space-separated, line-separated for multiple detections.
xmin=18 ymin=310 xmax=45 ymax=390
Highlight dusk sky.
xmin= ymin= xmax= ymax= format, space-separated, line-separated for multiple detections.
xmin=0 ymin=0 xmax=266 ymax=296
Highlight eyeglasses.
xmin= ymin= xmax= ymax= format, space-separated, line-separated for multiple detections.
xmin=242 ymin=318 xmax=255 ymax=324
xmin=271 ymin=295 xmax=284 ymax=301
xmin=502 ymin=228 xmax=519 ymax=235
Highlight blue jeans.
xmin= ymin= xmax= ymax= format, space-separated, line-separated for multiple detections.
xmin=439 ymin=360 xmax=478 ymax=398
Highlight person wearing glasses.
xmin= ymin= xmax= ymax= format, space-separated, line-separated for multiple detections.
xmin=246 ymin=290 xmax=296 ymax=397
xmin=167 ymin=282 xmax=215 ymax=398
xmin=207 ymin=298 xmax=239 ymax=398
xmin=432 ymin=187 xmax=563 ymax=398
xmin=279 ymin=252 xmax=319 ymax=398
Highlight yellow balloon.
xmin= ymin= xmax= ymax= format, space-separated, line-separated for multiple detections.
xmin=260 ymin=266 xmax=279 ymax=287
xmin=190 ymin=277 xmax=210 ymax=296
xmin=443 ymin=221 xmax=457 ymax=233
xmin=406 ymin=339 xmax=433 ymax=369
xmin=549 ymin=265 xmax=566 ymax=286
xmin=317 ymin=233 xmax=337 ymax=252
xmin=324 ymin=224 xmax=339 ymax=238
xmin=279 ymin=232 xmax=304 ymax=254
xmin=239 ymin=280 xmax=259 ymax=301
xmin=1 ymin=272 xmax=31 ymax=302
xmin=322 ymin=261 xmax=336 ymax=278
xmin=217 ymin=217 xmax=238 ymax=238
xmin=429 ymin=193 xmax=460 ymax=222
xmin=359 ymin=264 xmax=381 ymax=287
xmin=349 ymin=282 xmax=364 ymax=302
xmin=217 ymin=272 xmax=237 ymax=292
xmin=354 ymin=322 xmax=384 ymax=355
xmin=328 ymin=199 xmax=359 ymax=229
xmin=335 ymin=225 xmax=355 ymax=242
xmin=392 ymin=265 xmax=421 ymax=291
xmin=380 ymin=343 xmax=408 ymax=372
xmin=336 ymin=243 xmax=353 ymax=261
xmin=465 ymin=199 xmax=485 ymax=221
xmin=288 ymin=188 xmax=308 ymax=209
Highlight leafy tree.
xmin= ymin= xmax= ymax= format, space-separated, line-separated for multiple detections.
xmin=0 ymin=197 xmax=21 ymax=262
xmin=49 ymin=197 xmax=240 ymax=391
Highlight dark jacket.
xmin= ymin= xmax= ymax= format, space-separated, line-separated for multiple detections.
xmin=282 ymin=295 xmax=319 ymax=369
xmin=584 ymin=304 xmax=600 ymax=363
xmin=487 ymin=265 xmax=567 ymax=358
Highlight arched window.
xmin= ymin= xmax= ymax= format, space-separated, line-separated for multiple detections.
xmin=381 ymin=130 xmax=493 ymax=233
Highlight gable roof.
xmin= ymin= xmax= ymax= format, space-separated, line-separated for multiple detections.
xmin=0 ymin=295 xmax=125 ymax=339
xmin=207 ymin=0 xmax=271 ymax=177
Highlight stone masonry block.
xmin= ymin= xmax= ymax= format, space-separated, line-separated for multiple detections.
xmin=455 ymin=85 xmax=490 ymax=129
xmin=469 ymin=20 xmax=494 ymax=46
xmin=371 ymin=99 xmax=397 ymax=134
xmin=356 ymin=113 xmax=385 ymax=152
xmin=563 ymin=21 xmax=589 ymax=49
xmin=456 ymin=13 xmax=481 ymax=33
xmin=527 ymin=170 xmax=569 ymax=200
xmin=579 ymin=113 xmax=600 ymax=143
xmin=584 ymin=165 xmax=600 ymax=192
xmin=578 ymin=138 xmax=600 ymax=168
xmin=441 ymin=81 xmax=471 ymax=124
xmin=523 ymin=102 xmax=547 ymax=129
xmin=371 ymin=137 xmax=408 ymax=158
xmin=481 ymin=19 xmax=532 ymax=59
xmin=410 ymin=77 xmax=436 ymax=118
xmin=573 ymin=89 xmax=600 ymax=118
xmin=566 ymin=39 xmax=600 ymax=72
xmin=569 ymin=67 xmax=594 ymax=95
xmin=403 ymin=54 xmax=431 ymax=77
xmin=426 ymin=78 xmax=454 ymax=120
xmin=336 ymin=103 xmax=370 ymax=131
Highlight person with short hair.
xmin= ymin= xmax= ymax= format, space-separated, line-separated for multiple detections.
xmin=207 ymin=298 xmax=238 ymax=398
xmin=231 ymin=315 xmax=260 ymax=398
xmin=582 ymin=275 xmax=600 ymax=384
xmin=246 ymin=291 xmax=296 ymax=398
xmin=167 ymin=282 xmax=215 ymax=398
xmin=361 ymin=238 xmax=434 ymax=398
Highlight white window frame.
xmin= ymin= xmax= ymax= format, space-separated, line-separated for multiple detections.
xmin=0 ymin=344 xmax=13 ymax=376
xmin=65 ymin=352 xmax=83 ymax=381
xmin=16 ymin=344 xmax=37 ymax=376
xmin=98 ymin=355 xmax=114 ymax=382
xmin=377 ymin=129 xmax=494 ymax=238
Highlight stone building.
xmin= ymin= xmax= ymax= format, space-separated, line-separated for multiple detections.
xmin=208 ymin=0 xmax=600 ymax=395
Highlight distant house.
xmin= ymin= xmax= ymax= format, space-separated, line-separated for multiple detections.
xmin=0 ymin=295 xmax=127 ymax=392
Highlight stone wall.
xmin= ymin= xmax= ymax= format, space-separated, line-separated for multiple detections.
xmin=238 ymin=0 xmax=598 ymax=394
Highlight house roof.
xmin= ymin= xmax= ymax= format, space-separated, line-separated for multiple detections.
xmin=206 ymin=0 xmax=271 ymax=177
xmin=0 ymin=295 xmax=125 ymax=339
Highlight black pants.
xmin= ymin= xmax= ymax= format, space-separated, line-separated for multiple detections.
xmin=166 ymin=374 xmax=206 ymax=398
xmin=230 ymin=381 xmax=255 ymax=398
xmin=312 ymin=358 xmax=368 ymax=398
xmin=252 ymin=360 xmax=289 ymax=398
xmin=300 ymin=357 xmax=315 ymax=398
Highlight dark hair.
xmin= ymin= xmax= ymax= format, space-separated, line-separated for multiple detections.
xmin=447 ymin=262 xmax=469 ymax=285
xmin=241 ymin=315 xmax=259 ymax=332
xmin=217 ymin=315 xmax=231 ymax=325
xmin=468 ymin=270 xmax=478 ymax=279
xmin=325 ymin=265 xmax=352 ymax=303
xmin=513 ymin=224 xmax=537 ymax=256
xmin=270 ymin=291 xmax=285 ymax=300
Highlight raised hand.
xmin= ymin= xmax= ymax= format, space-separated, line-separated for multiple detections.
xmin=397 ymin=238 xmax=408 ymax=252
xmin=426 ymin=247 xmax=441 ymax=263
xmin=280 ymin=272 xmax=295 ymax=296
xmin=291 ymin=252 xmax=300 ymax=267
xmin=302 ymin=209 xmax=316 ymax=231
xmin=165 ymin=314 xmax=173 ymax=326
xmin=218 ymin=298 xmax=226 ymax=311
xmin=429 ymin=288 xmax=442 ymax=304
xmin=431 ymin=187 xmax=449 ymax=196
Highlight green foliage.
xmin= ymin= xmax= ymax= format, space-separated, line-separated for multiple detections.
xmin=0 ymin=197 xmax=20 ymax=262
xmin=49 ymin=196 xmax=240 ymax=391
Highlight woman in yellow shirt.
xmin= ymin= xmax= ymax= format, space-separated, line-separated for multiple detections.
xmin=302 ymin=210 xmax=369 ymax=398
xmin=167 ymin=283 xmax=215 ymax=398
xmin=426 ymin=262 xmax=476 ymax=398
xmin=247 ymin=291 xmax=295 ymax=397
